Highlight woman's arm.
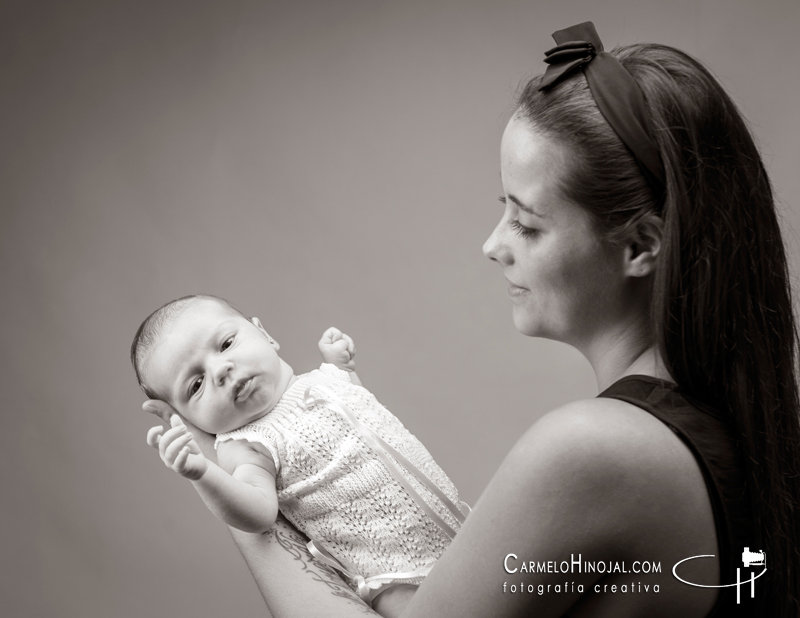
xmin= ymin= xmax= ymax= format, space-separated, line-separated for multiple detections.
xmin=143 ymin=400 xmax=377 ymax=616
xmin=228 ymin=517 xmax=378 ymax=617
xmin=217 ymin=399 xmax=646 ymax=617
xmin=144 ymin=409 xmax=279 ymax=533
xmin=145 ymin=397 xmax=700 ymax=617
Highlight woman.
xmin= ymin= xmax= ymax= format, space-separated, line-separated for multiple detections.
xmin=145 ymin=23 xmax=800 ymax=617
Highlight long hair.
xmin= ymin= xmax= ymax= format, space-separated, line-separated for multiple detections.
xmin=517 ymin=43 xmax=800 ymax=616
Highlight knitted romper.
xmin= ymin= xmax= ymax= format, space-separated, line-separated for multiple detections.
xmin=215 ymin=363 xmax=467 ymax=601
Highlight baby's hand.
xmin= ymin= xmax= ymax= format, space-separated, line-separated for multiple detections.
xmin=146 ymin=414 xmax=209 ymax=481
xmin=318 ymin=326 xmax=356 ymax=371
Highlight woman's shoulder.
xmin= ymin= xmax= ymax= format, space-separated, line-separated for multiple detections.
xmin=417 ymin=396 xmax=719 ymax=617
xmin=515 ymin=396 xmax=687 ymax=472
xmin=506 ymin=396 xmax=717 ymax=545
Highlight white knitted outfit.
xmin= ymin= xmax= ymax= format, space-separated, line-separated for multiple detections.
xmin=215 ymin=363 xmax=464 ymax=596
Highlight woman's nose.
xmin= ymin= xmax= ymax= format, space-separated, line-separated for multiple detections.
xmin=212 ymin=359 xmax=234 ymax=386
xmin=483 ymin=221 xmax=513 ymax=265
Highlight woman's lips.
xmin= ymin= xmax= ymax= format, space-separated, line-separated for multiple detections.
xmin=235 ymin=377 xmax=254 ymax=402
xmin=508 ymin=281 xmax=529 ymax=297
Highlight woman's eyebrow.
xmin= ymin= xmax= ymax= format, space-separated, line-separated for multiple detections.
xmin=507 ymin=193 xmax=546 ymax=217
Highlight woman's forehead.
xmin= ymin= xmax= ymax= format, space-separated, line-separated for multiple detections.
xmin=502 ymin=117 xmax=567 ymax=175
xmin=501 ymin=117 xmax=570 ymax=214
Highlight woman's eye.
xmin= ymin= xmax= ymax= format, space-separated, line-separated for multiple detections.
xmin=190 ymin=376 xmax=204 ymax=396
xmin=510 ymin=219 xmax=538 ymax=239
xmin=499 ymin=195 xmax=537 ymax=238
xmin=221 ymin=336 xmax=234 ymax=351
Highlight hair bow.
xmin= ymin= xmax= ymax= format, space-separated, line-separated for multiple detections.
xmin=535 ymin=21 xmax=666 ymax=189
xmin=540 ymin=41 xmax=598 ymax=90
xmin=539 ymin=22 xmax=604 ymax=90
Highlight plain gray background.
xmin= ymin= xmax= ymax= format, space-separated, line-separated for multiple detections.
xmin=2 ymin=1 xmax=799 ymax=616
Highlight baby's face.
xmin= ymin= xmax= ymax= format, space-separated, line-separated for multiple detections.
xmin=143 ymin=299 xmax=292 ymax=434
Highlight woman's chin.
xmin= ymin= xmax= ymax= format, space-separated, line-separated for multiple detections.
xmin=511 ymin=310 xmax=541 ymax=338
xmin=512 ymin=314 xmax=562 ymax=341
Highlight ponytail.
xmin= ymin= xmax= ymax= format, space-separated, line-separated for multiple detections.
xmin=518 ymin=43 xmax=800 ymax=616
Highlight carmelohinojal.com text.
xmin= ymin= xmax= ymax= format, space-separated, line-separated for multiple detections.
xmin=503 ymin=554 xmax=662 ymax=595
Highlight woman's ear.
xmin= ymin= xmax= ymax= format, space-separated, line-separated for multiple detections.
xmin=249 ymin=317 xmax=280 ymax=350
xmin=624 ymin=214 xmax=663 ymax=277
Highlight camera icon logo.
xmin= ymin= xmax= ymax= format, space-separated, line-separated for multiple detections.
xmin=673 ymin=547 xmax=766 ymax=604
xmin=742 ymin=547 xmax=765 ymax=568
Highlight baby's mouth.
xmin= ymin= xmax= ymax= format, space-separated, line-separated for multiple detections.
xmin=234 ymin=377 xmax=254 ymax=402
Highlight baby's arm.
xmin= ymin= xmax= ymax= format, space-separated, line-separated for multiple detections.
xmin=147 ymin=415 xmax=278 ymax=533
xmin=318 ymin=326 xmax=362 ymax=386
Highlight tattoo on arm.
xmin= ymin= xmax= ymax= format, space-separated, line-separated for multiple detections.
xmin=267 ymin=515 xmax=376 ymax=615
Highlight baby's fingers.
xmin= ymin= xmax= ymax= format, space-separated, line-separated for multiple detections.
xmin=174 ymin=446 xmax=205 ymax=480
xmin=322 ymin=326 xmax=342 ymax=343
xmin=146 ymin=425 xmax=164 ymax=448
xmin=174 ymin=446 xmax=191 ymax=474
xmin=163 ymin=430 xmax=195 ymax=465
xmin=158 ymin=424 xmax=188 ymax=459
xmin=342 ymin=334 xmax=355 ymax=357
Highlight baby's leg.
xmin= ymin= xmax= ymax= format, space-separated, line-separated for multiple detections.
xmin=371 ymin=583 xmax=418 ymax=618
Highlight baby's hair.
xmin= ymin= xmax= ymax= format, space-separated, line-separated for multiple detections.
xmin=130 ymin=294 xmax=245 ymax=399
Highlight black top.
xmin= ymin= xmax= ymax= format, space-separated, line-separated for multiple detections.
xmin=598 ymin=375 xmax=758 ymax=617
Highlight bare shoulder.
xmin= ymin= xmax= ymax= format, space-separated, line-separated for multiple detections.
xmin=486 ymin=397 xmax=685 ymax=518
xmin=514 ymin=396 xmax=697 ymax=477
xmin=504 ymin=397 xmax=717 ymax=546
xmin=409 ymin=397 xmax=719 ymax=618
xmin=216 ymin=438 xmax=276 ymax=477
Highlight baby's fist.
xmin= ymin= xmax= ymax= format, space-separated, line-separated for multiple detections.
xmin=318 ymin=327 xmax=356 ymax=371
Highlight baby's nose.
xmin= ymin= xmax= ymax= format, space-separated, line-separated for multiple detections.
xmin=213 ymin=359 xmax=234 ymax=385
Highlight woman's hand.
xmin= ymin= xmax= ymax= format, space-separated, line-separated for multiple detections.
xmin=141 ymin=398 xmax=372 ymax=615
xmin=142 ymin=399 xmax=217 ymax=463
xmin=146 ymin=414 xmax=208 ymax=481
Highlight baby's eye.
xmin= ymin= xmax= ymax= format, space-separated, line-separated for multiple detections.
xmin=221 ymin=336 xmax=234 ymax=351
xmin=190 ymin=376 xmax=204 ymax=396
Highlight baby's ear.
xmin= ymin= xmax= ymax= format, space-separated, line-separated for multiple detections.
xmin=250 ymin=317 xmax=279 ymax=349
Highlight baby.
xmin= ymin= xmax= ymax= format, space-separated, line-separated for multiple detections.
xmin=133 ymin=294 xmax=467 ymax=617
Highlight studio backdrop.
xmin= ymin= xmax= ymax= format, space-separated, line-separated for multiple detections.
xmin=2 ymin=1 xmax=798 ymax=616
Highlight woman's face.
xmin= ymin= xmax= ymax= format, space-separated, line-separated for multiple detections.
xmin=483 ymin=115 xmax=627 ymax=348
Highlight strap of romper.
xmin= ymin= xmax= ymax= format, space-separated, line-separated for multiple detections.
xmin=298 ymin=382 xmax=470 ymax=602
xmin=307 ymin=539 xmax=430 ymax=602
xmin=302 ymin=384 xmax=467 ymax=535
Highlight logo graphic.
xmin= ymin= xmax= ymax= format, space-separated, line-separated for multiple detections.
xmin=672 ymin=547 xmax=767 ymax=604
xmin=742 ymin=547 xmax=765 ymax=568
